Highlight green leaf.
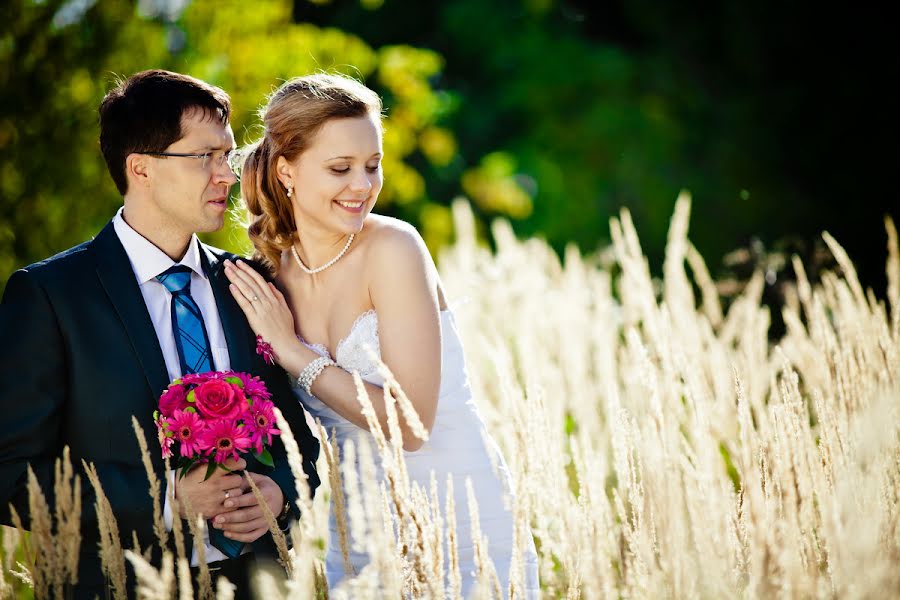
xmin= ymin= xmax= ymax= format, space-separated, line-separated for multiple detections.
xmin=203 ymin=460 xmax=219 ymax=481
xmin=187 ymin=390 xmax=196 ymax=403
xmin=719 ymin=442 xmax=742 ymax=493
xmin=225 ymin=376 xmax=242 ymax=386
xmin=564 ymin=413 xmax=577 ymax=436
xmin=178 ymin=457 xmax=198 ymax=479
xmin=254 ymin=448 xmax=273 ymax=468
xmin=184 ymin=406 xmax=197 ymax=413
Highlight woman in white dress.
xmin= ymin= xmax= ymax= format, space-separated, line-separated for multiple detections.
xmin=222 ymin=74 xmax=538 ymax=597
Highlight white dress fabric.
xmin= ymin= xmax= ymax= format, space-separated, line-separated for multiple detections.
xmin=294 ymin=309 xmax=539 ymax=598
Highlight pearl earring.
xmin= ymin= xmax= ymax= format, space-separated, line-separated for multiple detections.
xmin=286 ymin=183 xmax=293 ymax=198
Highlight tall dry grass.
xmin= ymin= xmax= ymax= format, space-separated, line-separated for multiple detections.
xmin=3 ymin=194 xmax=899 ymax=599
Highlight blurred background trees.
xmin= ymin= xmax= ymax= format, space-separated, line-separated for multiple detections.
xmin=1 ymin=0 xmax=894 ymax=298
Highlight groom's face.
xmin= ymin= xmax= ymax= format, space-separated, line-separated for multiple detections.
xmin=147 ymin=110 xmax=237 ymax=239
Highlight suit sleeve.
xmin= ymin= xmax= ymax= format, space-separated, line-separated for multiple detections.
xmin=0 ymin=269 xmax=68 ymax=526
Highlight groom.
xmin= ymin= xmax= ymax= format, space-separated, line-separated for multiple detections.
xmin=0 ymin=70 xmax=320 ymax=599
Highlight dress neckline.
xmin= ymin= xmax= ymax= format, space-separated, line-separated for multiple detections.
xmin=298 ymin=309 xmax=377 ymax=361
xmin=297 ymin=308 xmax=452 ymax=362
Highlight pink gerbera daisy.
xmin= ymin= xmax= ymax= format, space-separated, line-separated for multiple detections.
xmin=247 ymin=400 xmax=281 ymax=454
xmin=180 ymin=372 xmax=211 ymax=387
xmin=169 ymin=409 xmax=207 ymax=458
xmin=235 ymin=372 xmax=272 ymax=403
xmin=200 ymin=420 xmax=253 ymax=464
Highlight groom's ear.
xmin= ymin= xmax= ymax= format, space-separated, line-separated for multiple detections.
xmin=125 ymin=153 xmax=151 ymax=188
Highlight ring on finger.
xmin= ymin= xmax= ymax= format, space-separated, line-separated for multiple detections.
xmin=224 ymin=489 xmax=231 ymax=501
xmin=251 ymin=295 xmax=259 ymax=302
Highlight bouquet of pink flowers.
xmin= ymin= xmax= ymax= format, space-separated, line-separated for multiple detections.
xmin=154 ymin=371 xmax=281 ymax=478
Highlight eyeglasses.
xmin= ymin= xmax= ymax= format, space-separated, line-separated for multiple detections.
xmin=140 ymin=149 xmax=236 ymax=172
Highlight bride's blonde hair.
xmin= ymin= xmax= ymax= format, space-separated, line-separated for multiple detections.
xmin=239 ymin=73 xmax=383 ymax=273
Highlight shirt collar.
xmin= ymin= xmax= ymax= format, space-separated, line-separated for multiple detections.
xmin=112 ymin=207 xmax=207 ymax=285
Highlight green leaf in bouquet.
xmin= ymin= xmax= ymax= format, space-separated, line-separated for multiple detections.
xmin=187 ymin=389 xmax=196 ymax=403
xmin=184 ymin=406 xmax=197 ymax=413
xmin=203 ymin=459 xmax=219 ymax=481
xmin=225 ymin=376 xmax=242 ymax=387
xmin=254 ymin=447 xmax=274 ymax=468
xmin=179 ymin=457 xmax=198 ymax=479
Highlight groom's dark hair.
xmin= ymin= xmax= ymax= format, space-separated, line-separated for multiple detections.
xmin=99 ymin=69 xmax=231 ymax=195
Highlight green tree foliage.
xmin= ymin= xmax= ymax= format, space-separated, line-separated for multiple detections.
xmin=0 ymin=0 xmax=168 ymax=287
xmin=293 ymin=0 xmax=762 ymax=269
xmin=293 ymin=0 xmax=895 ymax=291
xmin=171 ymin=0 xmax=459 ymax=253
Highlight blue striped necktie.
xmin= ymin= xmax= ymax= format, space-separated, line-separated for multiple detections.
xmin=156 ymin=265 xmax=214 ymax=376
xmin=156 ymin=265 xmax=243 ymax=559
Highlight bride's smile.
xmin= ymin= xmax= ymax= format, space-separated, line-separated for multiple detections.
xmin=277 ymin=114 xmax=383 ymax=247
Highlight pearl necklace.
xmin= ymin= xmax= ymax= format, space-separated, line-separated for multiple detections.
xmin=291 ymin=234 xmax=355 ymax=274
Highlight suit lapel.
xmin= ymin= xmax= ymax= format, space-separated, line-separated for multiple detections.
xmin=93 ymin=222 xmax=170 ymax=400
xmin=201 ymin=246 xmax=253 ymax=374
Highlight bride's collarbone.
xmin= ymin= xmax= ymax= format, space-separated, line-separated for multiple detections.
xmin=280 ymin=252 xmax=375 ymax=353
xmin=279 ymin=258 xmax=362 ymax=300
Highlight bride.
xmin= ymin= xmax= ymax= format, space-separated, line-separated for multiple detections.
xmin=223 ymin=73 xmax=538 ymax=597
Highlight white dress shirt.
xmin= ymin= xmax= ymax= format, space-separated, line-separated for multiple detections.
xmin=113 ymin=208 xmax=231 ymax=564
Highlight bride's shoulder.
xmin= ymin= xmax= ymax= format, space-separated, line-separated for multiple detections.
xmin=364 ymin=213 xmax=419 ymax=236
xmin=360 ymin=215 xmax=432 ymax=282
xmin=363 ymin=215 xmax=427 ymax=260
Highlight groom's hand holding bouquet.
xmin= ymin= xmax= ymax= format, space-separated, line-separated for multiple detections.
xmin=155 ymin=371 xmax=287 ymax=556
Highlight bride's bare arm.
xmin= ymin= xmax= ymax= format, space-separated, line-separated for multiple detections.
xmin=359 ymin=222 xmax=442 ymax=434
xmin=223 ymin=225 xmax=441 ymax=451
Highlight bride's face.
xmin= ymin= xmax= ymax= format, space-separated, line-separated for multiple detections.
xmin=280 ymin=114 xmax=383 ymax=237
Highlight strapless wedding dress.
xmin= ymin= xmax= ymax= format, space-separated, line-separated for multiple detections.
xmin=293 ymin=309 xmax=539 ymax=598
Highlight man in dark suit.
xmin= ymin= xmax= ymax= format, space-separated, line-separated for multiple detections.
xmin=0 ymin=70 xmax=320 ymax=599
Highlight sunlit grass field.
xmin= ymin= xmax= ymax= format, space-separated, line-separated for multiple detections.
xmin=3 ymin=195 xmax=899 ymax=599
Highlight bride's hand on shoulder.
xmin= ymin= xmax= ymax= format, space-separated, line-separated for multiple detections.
xmin=223 ymin=259 xmax=297 ymax=356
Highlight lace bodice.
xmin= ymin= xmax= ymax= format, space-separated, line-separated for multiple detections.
xmin=300 ymin=309 xmax=381 ymax=377
xmin=295 ymin=309 xmax=472 ymax=442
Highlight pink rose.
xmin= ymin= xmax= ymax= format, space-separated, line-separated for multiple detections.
xmin=159 ymin=384 xmax=188 ymax=417
xmin=193 ymin=379 xmax=244 ymax=420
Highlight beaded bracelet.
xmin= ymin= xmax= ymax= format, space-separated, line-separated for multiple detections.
xmin=297 ymin=356 xmax=336 ymax=396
